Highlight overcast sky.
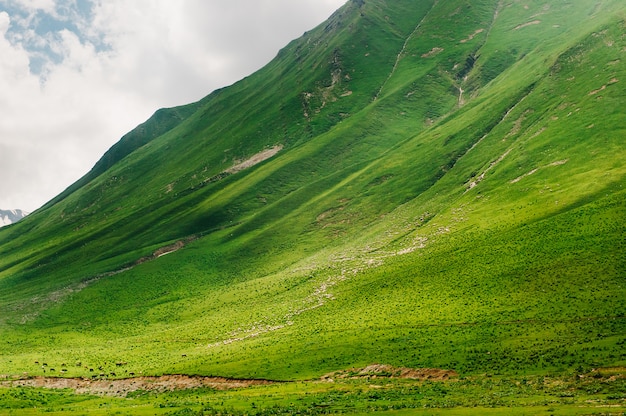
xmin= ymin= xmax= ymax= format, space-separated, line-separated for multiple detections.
xmin=0 ymin=0 xmax=346 ymax=212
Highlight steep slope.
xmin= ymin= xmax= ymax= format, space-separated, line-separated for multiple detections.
xmin=45 ymin=102 xmax=202 ymax=208
xmin=0 ymin=0 xmax=624 ymax=386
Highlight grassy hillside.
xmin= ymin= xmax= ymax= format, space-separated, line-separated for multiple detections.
xmin=0 ymin=0 xmax=625 ymax=413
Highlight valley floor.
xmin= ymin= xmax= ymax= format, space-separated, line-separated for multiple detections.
xmin=1 ymin=367 xmax=625 ymax=415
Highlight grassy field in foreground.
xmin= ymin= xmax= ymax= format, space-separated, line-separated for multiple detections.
xmin=1 ymin=370 xmax=625 ymax=415
xmin=0 ymin=187 xmax=623 ymax=383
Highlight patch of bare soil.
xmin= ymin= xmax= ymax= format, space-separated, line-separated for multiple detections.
xmin=132 ymin=236 xmax=197 ymax=266
xmin=321 ymin=364 xmax=457 ymax=382
xmin=466 ymin=148 xmax=512 ymax=191
xmin=225 ymin=145 xmax=283 ymax=174
xmin=514 ymin=20 xmax=541 ymax=30
xmin=509 ymin=159 xmax=568 ymax=184
xmin=589 ymin=78 xmax=619 ymax=96
xmin=2 ymin=375 xmax=274 ymax=397
xmin=460 ymin=28 xmax=484 ymax=43
xmin=421 ymin=47 xmax=443 ymax=58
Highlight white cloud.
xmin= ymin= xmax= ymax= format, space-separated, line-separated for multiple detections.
xmin=0 ymin=0 xmax=346 ymax=212
xmin=11 ymin=0 xmax=55 ymax=13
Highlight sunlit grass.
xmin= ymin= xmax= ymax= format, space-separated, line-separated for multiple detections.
xmin=0 ymin=0 xmax=625 ymax=413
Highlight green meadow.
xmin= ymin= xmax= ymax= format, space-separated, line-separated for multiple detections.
xmin=0 ymin=0 xmax=625 ymax=413
xmin=2 ymin=371 xmax=626 ymax=415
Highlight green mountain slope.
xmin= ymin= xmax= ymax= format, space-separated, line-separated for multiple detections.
xmin=0 ymin=0 xmax=624 ymax=395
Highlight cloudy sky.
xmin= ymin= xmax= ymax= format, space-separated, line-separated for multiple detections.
xmin=0 ymin=0 xmax=346 ymax=212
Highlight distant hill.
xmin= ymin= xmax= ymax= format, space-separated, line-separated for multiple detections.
xmin=0 ymin=209 xmax=28 ymax=227
xmin=0 ymin=0 xmax=624 ymax=412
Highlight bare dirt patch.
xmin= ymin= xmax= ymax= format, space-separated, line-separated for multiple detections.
xmin=133 ymin=237 xmax=197 ymax=265
xmin=421 ymin=47 xmax=444 ymax=58
xmin=466 ymin=149 xmax=512 ymax=191
xmin=225 ymin=145 xmax=283 ymax=174
xmin=510 ymin=159 xmax=568 ymax=184
xmin=589 ymin=85 xmax=607 ymax=95
xmin=506 ymin=109 xmax=533 ymax=138
xmin=460 ymin=28 xmax=484 ymax=43
xmin=2 ymin=375 xmax=274 ymax=397
xmin=590 ymin=78 xmax=619 ymax=95
xmin=514 ymin=20 xmax=541 ymax=30
xmin=321 ymin=364 xmax=457 ymax=382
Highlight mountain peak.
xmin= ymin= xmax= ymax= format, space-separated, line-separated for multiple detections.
xmin=0 ymin=209 xmax=29 ymax=227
